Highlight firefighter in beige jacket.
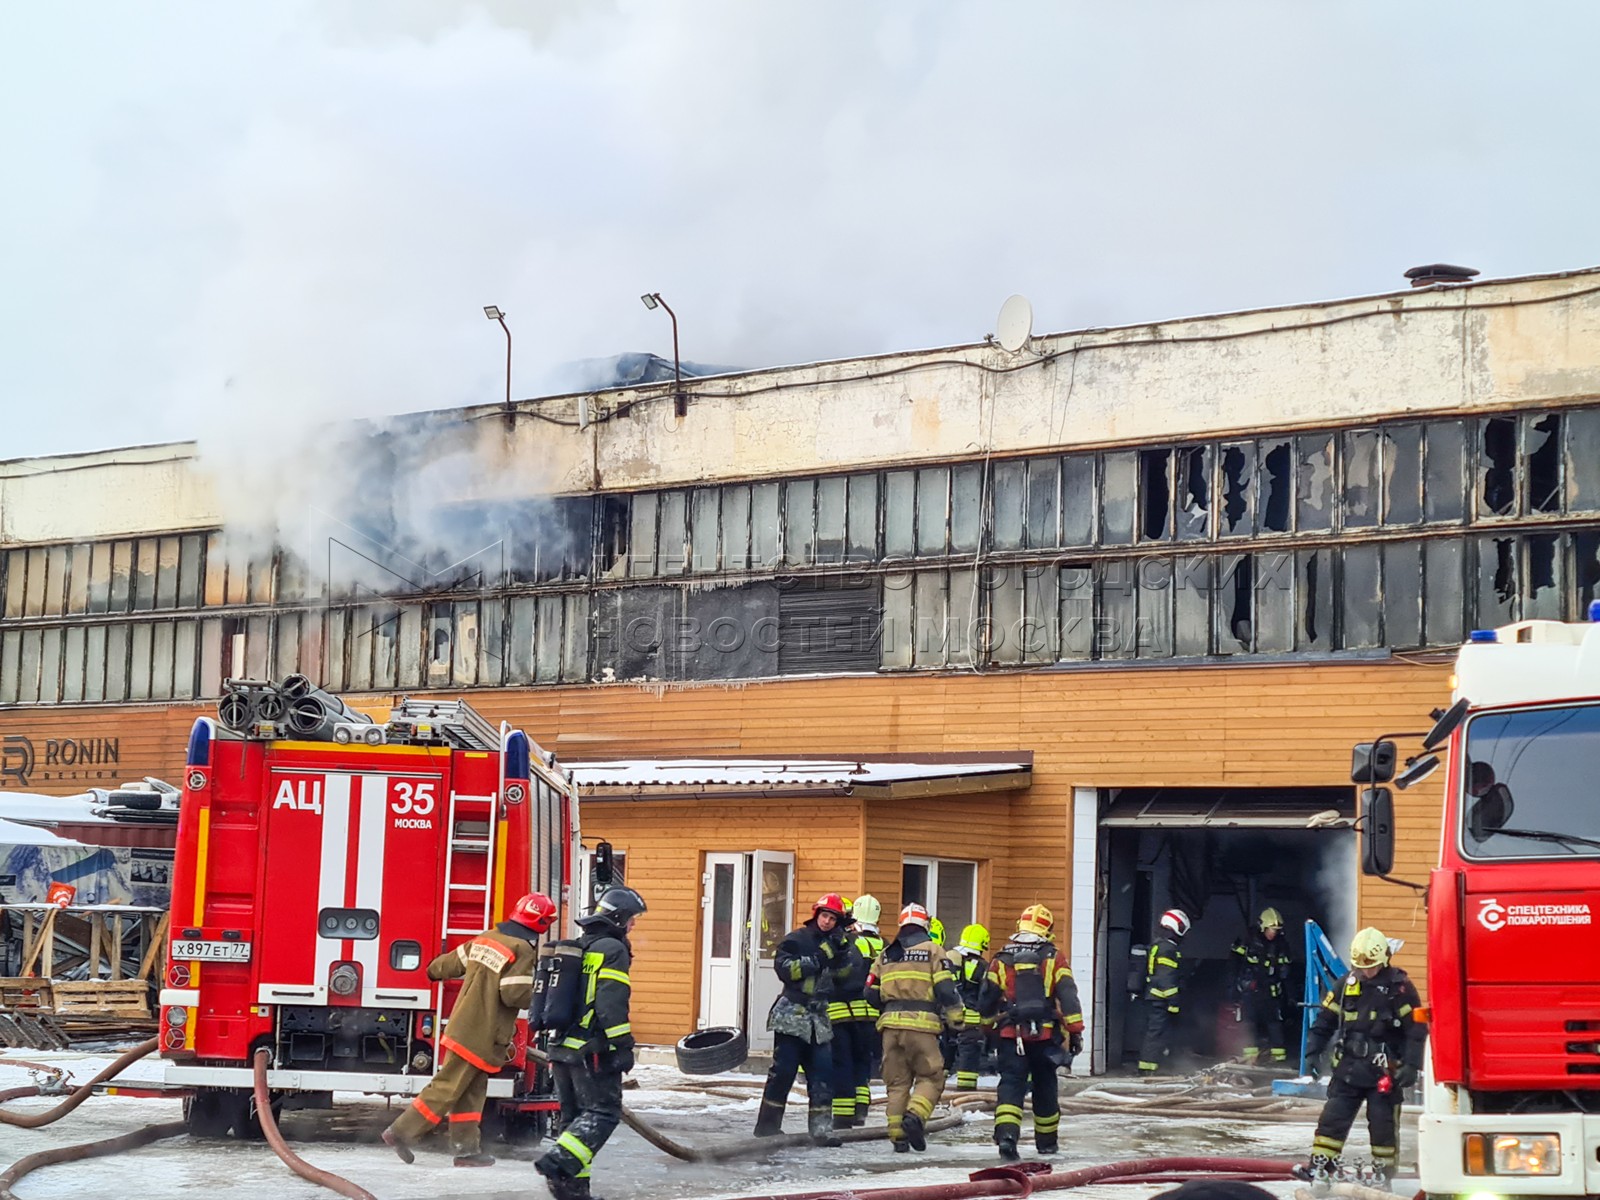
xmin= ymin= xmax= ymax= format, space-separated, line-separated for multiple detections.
xmin=383 ymin=893 xmax=555 ymax=1167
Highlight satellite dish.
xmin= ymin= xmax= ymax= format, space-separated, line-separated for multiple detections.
xmin=995 ymin=294 xmax=1034 ymax=353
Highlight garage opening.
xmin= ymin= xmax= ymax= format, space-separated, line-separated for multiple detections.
xmin=1094 ymin=786 xmax=1356 ymax=1075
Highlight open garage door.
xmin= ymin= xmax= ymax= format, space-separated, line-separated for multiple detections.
xmin=1091 ymin=787 xmax=1355 ymax=1075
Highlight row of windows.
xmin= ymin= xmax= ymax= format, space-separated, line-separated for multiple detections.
xmin=6 ymin=408 xmax=1600 ymax=617
xmin=5 ymin=529 xmax=1598 ymax=704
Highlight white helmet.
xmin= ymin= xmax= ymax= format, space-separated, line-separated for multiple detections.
xmin=1160 ymin=909 xmax=1192 ymax=938
xmin=852 ymin=894 xmax=882 ymax=926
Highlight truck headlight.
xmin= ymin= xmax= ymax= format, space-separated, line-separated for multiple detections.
xmin=1463 ymin=1133 xmax=1561 ymax=1175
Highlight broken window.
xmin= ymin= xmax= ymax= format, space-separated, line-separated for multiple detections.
xmin=507 ymin=597 xmax=536 ymax=683
xmin=1219 ymin=443 xmax=1254 ymax=537
xmin=1425 ymin=421 xmax=1468 ymax=523
xmin=1524 ymin=413 xmax=1563 ymax=514
xmin=847 ymin=473 xmax=879 ymax=561
xmin=1474 ymin=535 xmax=1518 ymax=627
xmin=1174 ymin=555 xmax=1211 ymax=656
xmin=598 ymin=496 xmax=631 ymax=578
xmin=1137 ymin=556 xmax=1174 ymax=657
xmin=1381 ymin=425 xmax=1423 ymax=526
xmin=1342 ymin=429 xmax=1380 ymax=529
xmin=1296 ymin=549 xmax=1333 ymax=651
xmin=397 ymin=605 xmax=422 ymax=689
xmin=1296 ymin=435 xmax=1333 ymax=533
xmin=1100 ymin=451 xmax=1137 ymax=546
xmin=1524 ymin=532 xmax=1563 ymax=620
xmin=751 ymin=483 xmax=780 ymax=569
xmin=1139 ymin=449 xmax=1172 ymax=541
xmin=1025 ymin=458 xmax=1059 ymax=549
xmin=1258 ymin=441 xmax=1292 ymax=534
xmin=916 ymin=467 xmax=950 ymax=556
xmin=1059 ymin=563 xmax=1093 ymax=660
xmin=783 ymin=479 xmax=814 ymax=567
xmin=277 ymin=611 xmax=305 ymax=682
xmin=723 ymin=486 xmax=752 ymax=572
xmin=991 ymin=461 xmax=1026 ymax=551
xmin=658 ymin=490 xmax=688 ymax=575
xmin=1575 ymin=532 xmax=1600 ymax=617
xmin=950 ymin=464 xmax=983 ymax=555
xmin=1255 ymin=551 xmax=1294 ymax=652
xmin=692 ymin=487 xmax=721 ymax=572
xmin=477 ymin=598 xmax=502 ymax=686
xmin=1341 ymin=544 xmax=1381 ymax=649
xmin=1477 ymin=417 xmax=1517 ymax=518
xmin=115 ymin=544 xmax=141 ymax=612
xmin=1020 ymin=564 xmax=1058 ymax=663
xmin=881 ymin=572 xmax=913 ymax=668
xmin=815 ymin=476 xmax=847 ymax=565
xmin=884 ymin=470 xmax=916 ymax=558
xmin=560 ymin=594 xmax=588 ymax=682
xmin=1423 ymin=538 xmax=1465 ymax=647
xmin=1175 ymin=446 xmax=1211 ymax=541
xmin=535 ymin=595 xmax=563 ymax=682
xmin=1214 ymin=554 xmax=1252 ymax=654
xmin=1566 ymin=409 xmax=1600 ymax=512
xmin=1098 ymin=559 xmax=1136 ymax=660
xmin=1061 ymin=455 xmax=1095 ymax=546
xmin=1382 ymin=542 xmax=1422 ymax=648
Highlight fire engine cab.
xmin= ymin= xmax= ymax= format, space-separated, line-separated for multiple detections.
xmin=160 ymin=679 xmax=579 ymax=1139
xmin=1354 ymin=611 xmax=1600 ymax=1197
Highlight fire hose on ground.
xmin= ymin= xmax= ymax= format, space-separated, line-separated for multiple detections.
xmin=252 ymin=1046 xmax=377 ymax=1200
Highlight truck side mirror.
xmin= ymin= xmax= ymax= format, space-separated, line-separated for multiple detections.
xmin=1422 ymin=697 xmax=1470 ymax=752
xmin=1360 ymin=787 xmax=1395 ymax=876
xmin=1352 ymin=741 xmax=1397 ymax=784
xmin=593 ymin=840 xmax=615 ymax=887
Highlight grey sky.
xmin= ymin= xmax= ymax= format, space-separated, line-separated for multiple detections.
xmin=3 ymin=1 xmax=1597 ymax=459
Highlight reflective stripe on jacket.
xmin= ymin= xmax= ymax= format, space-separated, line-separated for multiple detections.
xmin=868 ymin=927 xmax=962 ymax=1034
xmin=848 ymin=930 xmax=885 ymax=1020
xmin=551 ymin=921 xmax=633 ymax=1060
xmin=976 ymin=935 xmax=1084 ymax=1041
xmin=430 ymin=925 xmax=537 ymax=1072
xmin=1145 ymin=935 xmax=1182 ymax=1011
xmin=1231 ymin=931 xmax=1293 ymax=998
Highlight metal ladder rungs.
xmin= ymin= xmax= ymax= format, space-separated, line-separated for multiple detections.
xmin=450 ymin=839 xmax=491 ymax=850
xmin=444 ymin=927 xmax=481 ymax=935
xmin=449 ymin=883 xmax=489 ymax=892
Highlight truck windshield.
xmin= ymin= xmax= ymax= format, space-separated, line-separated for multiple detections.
xmin=1462 ymin=703 xmax=1600 ymax=860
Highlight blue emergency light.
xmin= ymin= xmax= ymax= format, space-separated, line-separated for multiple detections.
xmin=1468 ymin=630 xmax=1498 ymax=643
xmin=1588 ymin=599 xmax=1600 ymax=622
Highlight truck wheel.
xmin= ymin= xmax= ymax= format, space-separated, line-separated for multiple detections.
xmin=488 ymin=1105 xmax=550 ymax=1146
xmin=230 ymin=1091 xmax=283 ymax=1140
xmin=674 ymin=1027 xmax=748 ymax=1075
xmin=183 ymin=1092 xmax=233 ymax=1138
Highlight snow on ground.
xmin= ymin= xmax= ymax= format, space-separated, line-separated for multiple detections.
xmin=1 ymin=1050 xmax=1418 ymax=1200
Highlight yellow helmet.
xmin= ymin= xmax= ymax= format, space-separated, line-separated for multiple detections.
xmin=928 ymin=917 xmax=946 ymax=946
xmin=1258 ymin=907 xmax=1284 ymax=932
xmin=1017 ymin=903 xmax=1053 ymax=937
xmin=1349 ymin=926 xmax=1390 ymax=969
xmin=959 ymin=923 xmax=990 ymax=954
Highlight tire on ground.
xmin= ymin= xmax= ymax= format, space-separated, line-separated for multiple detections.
xmin=674 ymin=1027 xmax=749 ymax=1075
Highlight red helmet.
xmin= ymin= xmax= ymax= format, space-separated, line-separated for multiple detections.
xmin=813 ymin=893 xmax=848 ymax=920
xmin=510 ymin=891 xmax=558 ymax=934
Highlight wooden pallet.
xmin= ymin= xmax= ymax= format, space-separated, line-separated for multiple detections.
xmin=48 ymin=981 xmax=151 ymax=1019
xmin=0 ymin=978 xmax=53 ymax=1011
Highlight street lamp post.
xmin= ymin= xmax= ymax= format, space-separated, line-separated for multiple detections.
xmin=640 ymin=292 xmax=685 ymax=418
xmin=483 ymin=305 xmax=512 ymax=423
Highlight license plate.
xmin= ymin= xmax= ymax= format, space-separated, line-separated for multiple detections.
xmin=171 ymin=939 xmax=252 ymax=962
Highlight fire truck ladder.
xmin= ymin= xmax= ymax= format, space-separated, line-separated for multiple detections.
xmin=391 ymin=698 xmax=499 ymax=750
xmin=434 ymin=789 xmax=500 ymax=1047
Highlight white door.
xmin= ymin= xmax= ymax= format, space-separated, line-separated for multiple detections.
xmin=745 ymin=850 xmax=795 ymax=1054
xmin=698 ymin=854 xmax=749 ymax=1030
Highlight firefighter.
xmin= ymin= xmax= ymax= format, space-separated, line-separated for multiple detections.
xmin=1231 ymin=906 xmax=1294 ymax=1066
xmin=382 ymin=891 xmax=556 ymax=1168
xmin=535 ymin=885 xmax=647 ymax=1200
xmin=868 ymin=902 xmax=963 ymax=1153
xmin=844 ymin=894 xmax=886 ymax=1123
xmin=755 ymin=893 xmax=852 ymax=1145
xmin=928 ymin=917 xmax=947 ymax=947
xmin=978 ymin=904 xmax=1084 ymax=1161
xmin=826 ymin=898 xmax=869 ymax=1129
xmin=1138 ymin=908 xmax=1190 ymax=1076
xmin=949 ymin=923 xmax=991 ymax=1090
xmin=1294 ymin=927 xmax=1426 ymax=1192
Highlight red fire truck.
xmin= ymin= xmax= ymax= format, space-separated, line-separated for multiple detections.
xmin=158 ymin=682 xmax=579 ymax=1139
xmin=1355 ymin=611 xmax=1600 ymax=1196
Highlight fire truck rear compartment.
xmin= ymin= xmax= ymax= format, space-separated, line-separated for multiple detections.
xmin=275 ymin=1005 xmax=418 ymax=1072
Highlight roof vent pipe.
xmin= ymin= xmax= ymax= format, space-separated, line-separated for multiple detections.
xmin=1404 ymin=263 xmax=1480 ymax=287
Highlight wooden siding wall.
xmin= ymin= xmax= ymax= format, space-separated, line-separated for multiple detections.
xmin=576 ymin=797 xmax=865 ymax=1041
xmin=861 ymin=793 xmax=1020 ymax=941
xmin=0 ymin=658 xmax=1452 ymax=1037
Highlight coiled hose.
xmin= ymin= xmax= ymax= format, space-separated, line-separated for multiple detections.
xmin=0 ymin=1037 xmax=158 ymax=1129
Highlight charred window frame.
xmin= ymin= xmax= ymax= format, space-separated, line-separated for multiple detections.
xmin=1567 ymin=410 xmax=1600 ymax=513
xmin=1100 ymin=451 xmax=1137 ymax=547
xmin=984 ymin=565 xmax=1022 ymax=666
xmin=917 ymin=467 xmax=951 ymax=557
xmin=783 ymin=478 xmax=816 ymax=567
xmin=884 ymin=470 xmax=917 ymax=558
xmin=1138 ymin=450 xmax=1173 ymax=543
xmin=815 ymin=476 xmax=847 ymax=565
xmin=847 ymin=473 xmax=880 ymax=562
xmin=1174 ymin=447 xmax=1212 ymax=542
xmin=1341 ymin=429 xmax=1381 ymax=530
xmin=691 ymin=487 xmax=721 ymax=573
xmin=950 ymin=464 xmax=983 ymax=556
xmin=990 ymin=461 xmax=1026 ymax=552
xmin=1218 ymin=442 xmax=1255 ymax=538
xmin=1023 ymin=459 xmax=1059 ymax=550
xmin=1061 ymin=455 xmax=1095 ymax=547
xmin=1257 ymin=441 xmax=1294 ymax=535
xmin=1381 ymin=425 xmax=1424 ymax=526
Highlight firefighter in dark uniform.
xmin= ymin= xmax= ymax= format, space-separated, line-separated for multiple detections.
xmin=1138 ymin=908 xmax=1190 ymax=1076
xmin=755 ymin=893 xmax=852 ymax=1145
xmin=1295 ymin=927 xmax=1426 ymax=1191
xmin=978 ymin=904 xmax=1084 ymax=1161
xmin=535 ymin=886 xmax=647 ymax=1200
xmin=844 ymin=894 xmax=886 ymax=1123
xmin=1231 ymin=906 xmax=1294 ymax=1065
xmin=949 ymin=923 xmax=991 ymax=1090
xmin=827 ymin=898 xmax=871 ymax=1128
xmin=383 ymin=891 xmax=555 ymax=1168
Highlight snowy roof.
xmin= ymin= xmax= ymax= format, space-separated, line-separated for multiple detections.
xmin=0 ymin=816 xmax=83 ymax=847
xmin=0 ymin=791 xmax=114 ymax=825
xmin=567 ymin=755 xmax=1031 ymax=800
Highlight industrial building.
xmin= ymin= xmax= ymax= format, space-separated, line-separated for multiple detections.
xmin=5 ymin=266 xmax=1600 ymax=1071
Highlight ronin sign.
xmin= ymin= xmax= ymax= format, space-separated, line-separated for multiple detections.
xmin=0 ymin=733 xmax=122 ymax=788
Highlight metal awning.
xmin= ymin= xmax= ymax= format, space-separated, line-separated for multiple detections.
xmin=1099 ymin=787 xmax=1354 ymax=828
xmin=567 ymin=753 xmax=1032 ymax=802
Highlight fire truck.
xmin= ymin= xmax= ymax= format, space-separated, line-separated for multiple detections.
xmin=1354 ymin=610 xmax=1600 ymax=1196
xmin=158 ymin=678 xmax=579 ymax=1139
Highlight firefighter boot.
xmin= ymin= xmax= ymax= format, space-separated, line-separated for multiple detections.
xmin=536 ymin=1159 xmax=590 ymax=1200
xmin=753 ymin=1101 xmax=785 ymax=1138
xmin=1291 ymin=1153 xmax=1339 ymax=1195
xmin=1036 ymin=1134 xmax=1059 ymax=1156
xmin=902 ymin=1113 xmax=927 ymax=1152
xmin=997 ymin=1136 xmax=1021 ymax=1163
xmin=380 ymin=1127 xmax=415 ymax=1165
